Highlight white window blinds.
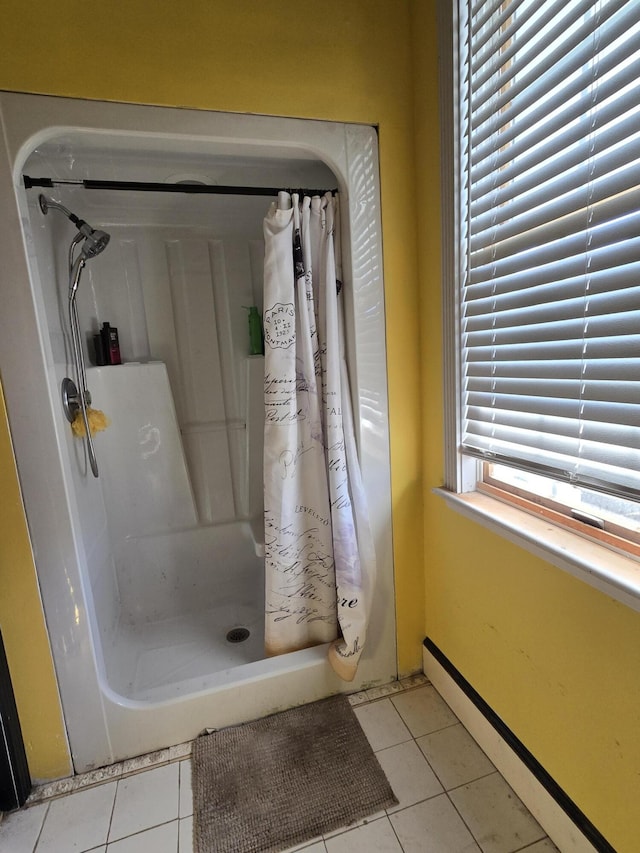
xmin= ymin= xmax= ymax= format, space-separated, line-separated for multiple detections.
xmin=460 ymin=0 xmax=640 ymax=499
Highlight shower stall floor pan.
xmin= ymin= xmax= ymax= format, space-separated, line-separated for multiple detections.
xmin=107 ymin=601 xmax=265 ymax=702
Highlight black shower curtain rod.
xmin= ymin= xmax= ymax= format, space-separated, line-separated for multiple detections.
xmin=23 ymin=175 xmax=338 ymax=198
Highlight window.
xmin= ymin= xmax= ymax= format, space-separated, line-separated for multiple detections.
xmin=441 ymin=0 xmax=640 ymax=560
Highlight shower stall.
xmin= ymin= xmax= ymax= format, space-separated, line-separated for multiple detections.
xmin=0 ymin=93 xmax=396 ymax=775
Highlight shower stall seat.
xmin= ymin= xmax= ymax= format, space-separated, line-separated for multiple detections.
xmin=89 ymin=361 xmax=267 ymax=700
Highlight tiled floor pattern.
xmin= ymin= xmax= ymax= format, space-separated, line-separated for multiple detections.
xmin=0 ymin=677 xmax=560 ymax=852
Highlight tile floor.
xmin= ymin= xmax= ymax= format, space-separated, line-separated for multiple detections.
xmin=0 ymin=677 xmax=560 ymax=852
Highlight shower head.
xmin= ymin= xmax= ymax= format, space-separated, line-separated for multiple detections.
xmin=80 ymin=227 xmax=110 ymax=259
xmin=38 ymin=194 xmax=111 ymax=259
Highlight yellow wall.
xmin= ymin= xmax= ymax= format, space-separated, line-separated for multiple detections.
xmin=411 ymin=3 xmax=640 ymax=852
xmin=0 ymin=384 xmax=70 ymax=780
xmin=0 ymin=1 xmax=424 ymax=779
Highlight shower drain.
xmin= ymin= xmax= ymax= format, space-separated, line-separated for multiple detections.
xmin=226 ymin=627 xmax=250 ymax=644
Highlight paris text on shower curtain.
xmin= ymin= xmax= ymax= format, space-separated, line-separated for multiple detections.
xmin=262 ymin=191 xmax=376 ymax=682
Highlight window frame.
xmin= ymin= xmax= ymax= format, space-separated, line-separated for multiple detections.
xmin=436 ymin=0 xmax=640 ymax=611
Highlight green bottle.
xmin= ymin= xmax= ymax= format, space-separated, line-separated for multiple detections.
xmin=244 ymin=306 xmax=264 ymax=355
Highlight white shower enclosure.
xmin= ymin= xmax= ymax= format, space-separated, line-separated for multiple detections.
xmin=0 ymin=93 xmax=396 ymax=775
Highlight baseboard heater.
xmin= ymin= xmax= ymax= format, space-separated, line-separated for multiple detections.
xmin=423 ymin=637 xmax=614 ymax=853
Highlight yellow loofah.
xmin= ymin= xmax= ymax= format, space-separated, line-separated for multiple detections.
xmin=71 ymin=407 xmax=110 ymax=438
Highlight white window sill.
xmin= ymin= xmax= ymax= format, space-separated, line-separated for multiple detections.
xmin=434 ymin=488 xmax=640 ymax=613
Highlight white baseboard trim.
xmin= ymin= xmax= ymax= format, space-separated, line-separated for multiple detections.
xmin=423 ymin=643 xmax=600 ymax=853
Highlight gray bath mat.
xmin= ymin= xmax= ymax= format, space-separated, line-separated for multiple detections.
xmin=192 ymin=694 xmax=398 ymax=853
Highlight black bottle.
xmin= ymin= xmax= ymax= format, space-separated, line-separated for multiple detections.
xmin=100 ymin=322 xmax=121 ymax=365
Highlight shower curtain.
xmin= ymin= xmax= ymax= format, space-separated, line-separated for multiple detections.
xmin=262 ymin=191 xmax=375 ymax=682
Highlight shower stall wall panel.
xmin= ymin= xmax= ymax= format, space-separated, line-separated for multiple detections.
xmin=27 ymin=202 xmax=121 ymax=655
xmin=123 ymin=228 xmax=263 ymax=527
xmin=0 ymin=93 xmax=396 ymax=773
xmin=154 ymin=235 xmax=242 ymax=523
